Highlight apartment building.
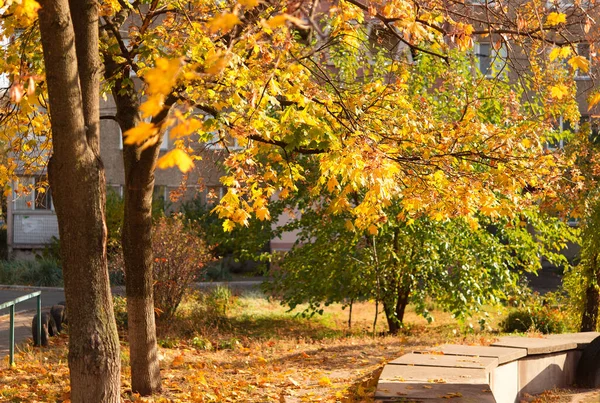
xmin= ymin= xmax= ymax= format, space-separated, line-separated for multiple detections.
xmin=5 ymin=95 xmax=227 ymax=256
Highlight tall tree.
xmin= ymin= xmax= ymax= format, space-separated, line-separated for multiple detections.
xmin=38 ymin=0 xmax=121 ymax=401
xmin=0 ymin=0 xmax=599 ymax=399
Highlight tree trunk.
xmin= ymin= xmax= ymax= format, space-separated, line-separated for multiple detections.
xmin=383 ymin=284 xmax=410 ymax=335
xmin=581 ymin=253 xmax=600 ymax=332
xmin=39 ymin=1 xmax=121 ymax=402
xmin=113 ymin=90 xmax=162 ymax=395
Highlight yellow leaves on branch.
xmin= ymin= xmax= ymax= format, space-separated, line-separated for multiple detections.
xmin=589 ymin=92 xmax=600 ymax=110
xmin=9 ymin=0 xmax=40 ymax=25
xmin=238 ymin=0 xmax=259 ymax=8
xmin=264 ymin=14 xmax=309 ymax=29
xmin=550 ymin=84 xmax=570 ymax=100
xmin=144 ymin=57 xmax=182 ymax=96
xmin=157 ymin=149 xmax=195 ymax=173
xmin=549 ymin=47 xmax=571 ymax=61
xmin=568 ymin=55 xmax=590 ymax=73
xmin=123 ymin=122 xmax=159 ymax=148
xmin=546 ymin=12 xmax=566 ymax=26
xmin=208 ymin=13 xmax=241 ymax=34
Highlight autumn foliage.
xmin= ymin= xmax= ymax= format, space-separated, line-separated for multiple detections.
xmin=152 ymin=215 xmax=213 ymax=322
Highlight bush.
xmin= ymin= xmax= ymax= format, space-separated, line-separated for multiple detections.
xmin=113 ymin=295 xmax=128 ymax=331
xmin=0 ymin=259 xmax=63 ymax=287
xmin=153 ymin=215 xmax=213 ymax=323
xmin=500 ymin=292 xmax=573 ymax=334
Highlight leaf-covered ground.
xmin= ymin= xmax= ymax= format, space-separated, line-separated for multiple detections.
xmin=0 ymin=292 xmax=541 ymax=402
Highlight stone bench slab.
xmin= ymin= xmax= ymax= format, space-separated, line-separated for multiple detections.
xmin=376 ymin=380 xmax=496 ymax=402
xmin=545 ymin=332 xmax=600 ymax=350
xmin=389 ymin=352 xmax=498 ymax=372
xmin=379 ymin=364 xmax=488 ymax=384
xmin=423 ymin=344 xmax=527 ymax=365
xmin=491 ymin=336 xmax=577 ymax=355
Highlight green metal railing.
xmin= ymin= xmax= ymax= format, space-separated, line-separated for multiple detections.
xmin=0 ymin=291 xmax=41 ymax=367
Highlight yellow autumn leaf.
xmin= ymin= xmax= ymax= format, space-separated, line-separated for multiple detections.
xmin=157 ymin=149 xmax=195 ymax=172
xmin=169 ymin=118 xmax=203 ymax=139
xmin=171 ymin=354 xmax=185 ymax=367
xmin=124 ymin=122 xmax=159 ymax=145
xmin=368 ymin=224 xmax=378 ymax=235
xmin=205 ymin=51 xmax=230 ymax=75
xmin=549 ymin=46 xmax=571 ymax=61
xmin=144 ymin=57 xmax=182 ymax=95
xmin=318 ymin=376 xmax=332 ymax=386
xmin=238 ymin=0 xmax=259 ymax=8
xmin=223 ymin=219 xmax=236 ymax=232
xmin=327 ymin=176 xmax=339 ymax=192
xmin=546 ymin=12 xmax=566 ymax=26
xmin=344 ymin=220 xmax=355 ymax=232
xmin=265 ymin=14 xmax=288 ymax=28
xmin=550 ymin=84 xmax=569 ymax=100
xmin=140 ymin=94 xmax=164 ymax=118
xmin=14 ymin=0 xmax=40 ymax=24
xmin=588 ymin=92 xmax=600 ymax=110
xmin=255 ymin=206 xmax=270 ymax=221
xmin=568 ymin=55 xmax=589 ymax=73
xmin=208 ymin=13 xmax=241 ymax=34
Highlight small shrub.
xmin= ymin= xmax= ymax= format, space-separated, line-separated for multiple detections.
xmin=0 ymin=259 xmax=63 ymax=287
xmin=191 ymin=336 xmax=213 ymax=351
xmin=158 ymin=336 xmax=179 ymax=348
xmin=500 ymin=293 xmax=571 ymax=334
xmin=206 ymin=286 xmax=233 ymax=317
xmin=153 ymin=215 xmax=213 ymax=323
xmin=113 ymin=295 xmax=128 ymax=331
xmin=218 ymin=337 xmax=240 ymax=350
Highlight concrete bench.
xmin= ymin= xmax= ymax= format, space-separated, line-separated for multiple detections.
xmin=375 ymin=332 xmax=600 ymax=402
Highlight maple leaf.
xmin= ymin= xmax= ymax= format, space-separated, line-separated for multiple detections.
xmin=588 ymin=92 xmax=600 ymax=110
xmin=568 ymin=55 xmax=589 ymax=73
xmin=238 ymin=0 xmax=259 ymax=8
xmin=368 ymin=224 xmax=378 ymax=235
xmin=546 ymin=12 xmax=566 ymax=26
xmin=13 ymin=0 xmax=40 ymax=25
xmin=255 ymin=206 xmax=270 ymax=221
xmin=223 ymin=219 xmax=236 ymax=232
xmin=157 ymin=149 xmax=195 ymax=172
xmin=171 ymin=354 xmax=185 ymax=367
xmin=124 ymin=122 xmax=159 ymax=145
xmin=209 ymin=13 xmax=241 ymax=34
xmin=140 ymin=94 xmax=164 ymax=118
xmin=550 ymin=84 xmax=569 ymax=100
xmin=144 ymin=57 xmax=182 ymax=96
xmin=169 ymin=117 xmax=203 ymax=139
xmin=318 ymin=376 xmax=332 ymax=386
xmin=549 ymin=47 xmax=571 ymax=61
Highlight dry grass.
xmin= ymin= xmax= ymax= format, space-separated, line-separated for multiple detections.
xmin=1 ymin=290 xmax=509 ymax=402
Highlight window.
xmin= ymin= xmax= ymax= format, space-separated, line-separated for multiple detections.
xmin=475 ymin=42 xmax=507 ymax=78
xmin=575 ymin=43 xmax=592 ymax=80
xmin=546 ymin=117 xmax=573 ymax=150
xmin=13 ymin=177 xmax=53 ymax=211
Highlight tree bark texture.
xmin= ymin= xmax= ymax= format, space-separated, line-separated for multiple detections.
xmin=581 ymin=252 xmax=600 ymax=332
xmin=113 ymin=87 xmax=162 ymax=395
xmin=38 ymin=0 xmax=121 ymax=402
